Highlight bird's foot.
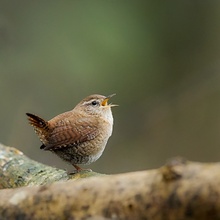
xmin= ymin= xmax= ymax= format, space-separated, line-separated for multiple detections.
xmin=68 ymin=164 xmax=92 ymax=175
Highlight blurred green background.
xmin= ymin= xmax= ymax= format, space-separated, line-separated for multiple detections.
xmin=1 ymin=1 xmax=220 ymax=174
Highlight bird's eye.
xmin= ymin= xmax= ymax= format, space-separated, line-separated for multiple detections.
xmin=91 ymin=101 xmax=98 ymax=106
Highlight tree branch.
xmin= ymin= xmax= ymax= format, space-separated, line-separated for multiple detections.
xmin=0 ymin=143 xmax=220 ymax=220
xmin=0 ymin=143 xmax=102 ymax=188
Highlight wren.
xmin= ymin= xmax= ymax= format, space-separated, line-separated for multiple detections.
xmin=26 ymin=94 xmax=117 ymax=172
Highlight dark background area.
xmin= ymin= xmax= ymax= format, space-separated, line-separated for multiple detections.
xmin=1 ymin=1 xmax=220 ymax=174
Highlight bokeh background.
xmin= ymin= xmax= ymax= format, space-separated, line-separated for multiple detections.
xmin=1 ymin=1 xmax=220 ymax=174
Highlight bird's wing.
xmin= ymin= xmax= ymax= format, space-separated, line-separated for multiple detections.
xmin=42 ymin=117 xmax=100 ymax=150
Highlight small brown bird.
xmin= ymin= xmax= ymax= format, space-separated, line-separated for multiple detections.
xmin=26 ymin=94 xmax=117 ymax=172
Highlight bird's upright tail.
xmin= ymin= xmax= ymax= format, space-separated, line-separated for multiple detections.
xmin=26 ymin=113 xmax=49 ymax=129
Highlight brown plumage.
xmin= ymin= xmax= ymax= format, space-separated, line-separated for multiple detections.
xmin=26 ymin=94 xmax=116 ymax=172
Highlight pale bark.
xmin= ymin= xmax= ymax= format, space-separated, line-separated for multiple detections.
xmin=0 ymin=143 xmax=220 ymax=220
xmin=0 ymin=143 xmax=103 ymax=188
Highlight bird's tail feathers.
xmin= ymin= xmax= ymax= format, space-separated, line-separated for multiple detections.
xmin=26 ymin=113 xmax=50 ymax=131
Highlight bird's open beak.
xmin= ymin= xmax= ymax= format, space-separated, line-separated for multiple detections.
xmin=101 ymin=94 xmax=118 ymax=107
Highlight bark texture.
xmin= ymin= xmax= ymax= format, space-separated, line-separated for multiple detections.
xmin=0 ymin=143 xmax=102 ymax=188
xmin=0 ymin=143 xmax=220 ymax=220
